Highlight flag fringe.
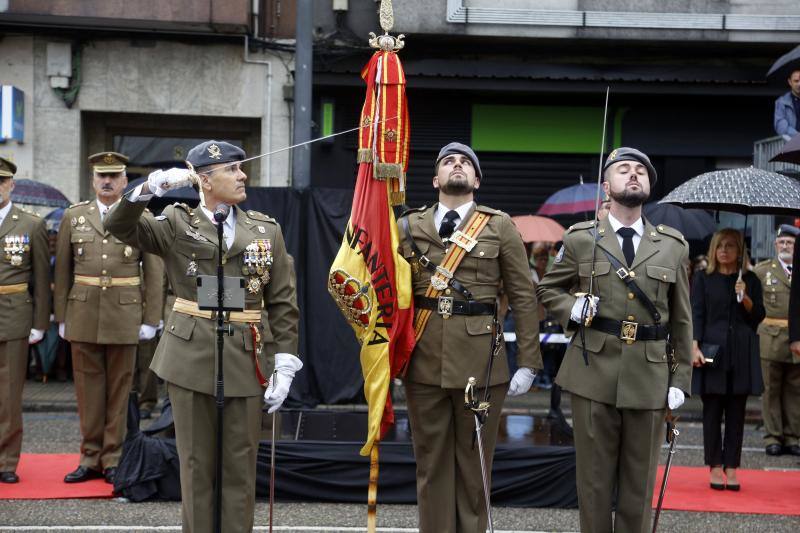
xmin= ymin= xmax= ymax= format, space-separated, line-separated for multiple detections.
xmin=357 ymin=149 xmax=373 ymax=163
xmin=373 ymin=162 xmax=403 ymax=180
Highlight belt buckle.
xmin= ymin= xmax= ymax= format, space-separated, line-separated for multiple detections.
xmin=430 ymin=265 xmax=453 ymax=291
xmin=449 ymin=230 xmax=478 ymax=252
xmin=620 ymin=320 xmax=638 ymax=344
xmin=437 ymin=296 xmax=454 ymax=319
xmin=99 ymin=275 xmax=112 ymax=288
xmin=616 ymin=267 xmax=629 ymax=280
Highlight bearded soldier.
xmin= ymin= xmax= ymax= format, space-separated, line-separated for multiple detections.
xmin=537 ymin=147 xmax=693 ymax=533
xmin=398 ymin=142 xmax=542 ymax=533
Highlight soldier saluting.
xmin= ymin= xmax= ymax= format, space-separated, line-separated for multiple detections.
xmin=537 ymin=147 xmax=693 ymax=533
xmin=105 ymin=141 xmax=300 ymax=533
xmin=55 ymin=152 xmax=164 ymax=484
xmin=0 ymin=157 xmax=50 ymax=484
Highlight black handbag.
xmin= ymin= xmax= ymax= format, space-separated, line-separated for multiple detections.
xmin=700 ymin=343 xmax=720 ymax=367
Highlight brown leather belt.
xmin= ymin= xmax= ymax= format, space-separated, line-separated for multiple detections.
xmin=173 ymin=297 xmax=261 ymax=323
xmin=0 ymin=283 xmax=28 ymax=295
xmin=762 ymin=317 xmax=789 ymax=328
xmin=74 ymin=275 xmax=141 ymax=288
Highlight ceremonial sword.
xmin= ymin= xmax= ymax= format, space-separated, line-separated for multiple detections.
xmin=652 ymin=414 xmax=680 ymax=533
xmin=269 ymin=371 xmax=278 ymax=533
xmin=464 ymin=376 xmax=494 ymax=533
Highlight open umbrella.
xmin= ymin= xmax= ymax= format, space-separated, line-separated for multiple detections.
xmin=767 ymin=44 xmax=800 ymax=85
xmin=660 ymin=167 xmax=800 ymax=217
xmin=536 ymin=179 xmax=600 ymax=216
xmin=511 ymin=215 xmax=565 ymax=243
xmin=11 ymin=179 xmax=70 ymax=208
xmin=770 ymin=133 xmax=800 ymax=165
xmin=642 ymin=202 xmax=716 ymax=241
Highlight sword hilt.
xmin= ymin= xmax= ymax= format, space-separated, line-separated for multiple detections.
xmin=464 ymin=377 xmax=490 ymax=423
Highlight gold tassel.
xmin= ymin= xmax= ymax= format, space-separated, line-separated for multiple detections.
xmin=374 ymin=162 xmax=403 ymax=180
xmin=357 ymin=149 xmax=373 ymax=164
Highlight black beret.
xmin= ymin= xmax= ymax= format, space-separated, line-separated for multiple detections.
xmin=435 ymin=142 xmax=482 ymax=179
xmin=186 ymin=141 xmax=245 ymax=170
xmin=603 ymin=147 xmax=657 ymax=185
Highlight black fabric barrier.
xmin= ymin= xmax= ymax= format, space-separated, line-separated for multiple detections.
xmin=255 ymin=441 xmax=578 ymax=508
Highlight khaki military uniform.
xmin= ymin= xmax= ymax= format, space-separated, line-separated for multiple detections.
xmin=53 ymin=200 xmax=164 ymax=471
xmin=398 ymin=203 xmax=542 ymax=533
xmin=0 ymin=205 xmax=50 ymax=473
xmin=136 ymin=270 xmax=169 ymax=415
xmin=754 ymin=259 xmax=800 ymax=448
xmin=537 ymin=217 xmax=692 ymax=533
xmin=105 ymin=198 xmax=298 ymax=533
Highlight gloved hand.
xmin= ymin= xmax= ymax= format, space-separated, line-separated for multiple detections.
xmin=667 ymin=387 xmax=685 ymax=410
xmin=570 ymin=294 xmax=599 ymax=323
xmin=508 ymin=367 xmax=536 ymax=396
xmin=263 ymin=353 xmax=304 ymax=414
xmin=147 ymin=168 xmax=193 ymax=197
xmin=28 ymin=328 xmax=45 ymax=345
xmin=58 ymin=322 xmax=66 ymax=339
xmin=157 ymin=320 xmax=165 ymax=334
xmin=139 ymin=324 xmax=158 ymax=341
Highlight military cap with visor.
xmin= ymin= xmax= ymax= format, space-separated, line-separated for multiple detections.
xmin=89 ymin=152 xmax=128 ymax=174
xmin=777 ymin=224 xmax=800 ymax=239
xmin=186 ymin=141 xmax=246 ymax=171
xmin=603 ymin=147 xmax=657 ymax=185
xmin=435 ymin=142 xmax=482 ymax=179
xmin=0 ymin=157 xmax=17 ymax=178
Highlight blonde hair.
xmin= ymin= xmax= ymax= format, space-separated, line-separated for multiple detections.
xmin=705 ymin=228 xmax=750 ymax=274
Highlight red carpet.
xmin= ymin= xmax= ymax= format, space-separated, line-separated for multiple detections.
xmin=652 ymin=465 xmax=800 ymax=515
xmin=0 ymin=454 xmax=113 ymax=500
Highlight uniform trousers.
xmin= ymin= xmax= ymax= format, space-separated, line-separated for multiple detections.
xmin=71 ymin=342 xmax=136 ymax=470
xmin=0 ymin=338 xmax=30 ymax=472
xmin=135 ymin=337 xmax=160 ymax=412
xmin=760 ymin=359 xmax=800 ymax=447
xmin=571 ymin=394 xmax=665 ymax=533
xmin=168 ymin=382 xmax=262 ymax=533
xmin=405 ymin=380 xmax=506 ymax=533
xmin=701 ymin=393 xmax=748 ymax=468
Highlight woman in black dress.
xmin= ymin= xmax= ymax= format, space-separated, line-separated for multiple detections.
xmin=692 ymin=228 xmax=765 ymax=490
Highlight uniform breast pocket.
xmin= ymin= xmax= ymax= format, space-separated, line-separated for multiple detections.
xmin=176 ymin=237 xmax=216 ymax=273
xmin=71 ymin=233 xmax=94 ymax=262
xmin=114 ymin=237 xmax=139 ymax=263
xmin=645 ymin=265 xmax=676 ymax=301
xmin=467 ymin=241 xmax=500 ymax=283
xmin=578 ymin=261 xmax=611 ymax=295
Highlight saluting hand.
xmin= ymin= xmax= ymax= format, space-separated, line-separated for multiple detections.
xmin=147 ymin=168 xmax=193 ymax=197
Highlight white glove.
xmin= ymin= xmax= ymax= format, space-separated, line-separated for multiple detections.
xmin=508 ymin=367 xmax=536 ymax=396
xmin=147 ymin=168 xmax=193 ymax=197
xmin=157 ymin=320 xmax=165 ymax=334
xmin=28 ymin=328 xmax=45 ymax=345
xmin=570 ymin=295 xmax=599 ymax=323
xmin=58 ymin=322 xmax=66 ymax=339
xmin=264 ymin=353 xmax=303 ymax=414
xmin=139 ymin=324 xmax=158 ymax=341
xmin=667 ymin=387 xmax=685 ymax=410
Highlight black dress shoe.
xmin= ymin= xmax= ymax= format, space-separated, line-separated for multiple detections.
xmin=766 ymin=443 xmax=783 ymax=456
xmin=786 ymin=444 xmax=800 ymax=456
xmin=64 ymin=466 xmax=103 ymax=483
xmin=104 ymin=467 xmax=117 ymax=484
xmin=0 ymin=471 xmax=19 ymax=483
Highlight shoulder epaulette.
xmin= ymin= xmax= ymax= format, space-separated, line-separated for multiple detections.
xmin=475 ymin=205 xmax=503 ymax=216
xmin=754 ymin=259 xmax=772 ymax=271
xmin=566 ymin=220 xmax=597 ymax=234
xmin=246 ymin=210 xmax=275 ymax=223
xmin=654 ymin=223 xmax=686 ymax=243
xmin=21 ymin=208 xmax=40 ymax=217
xmin=68 ymin=200 xmax=90 ymax=209
xmin=399 ymin=205 xmax=426 ymax=218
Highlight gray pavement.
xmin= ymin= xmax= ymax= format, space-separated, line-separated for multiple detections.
xmin=1 ymin=379 xmax=799 ymax=532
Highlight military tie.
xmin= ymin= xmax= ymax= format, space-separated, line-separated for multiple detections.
xmin=617 ymin=227 xmax=636 ymax=267
xmin=439 ymin=210 xmax=459 ymax=241
xmin=788 ymin=264 xmax=792 ymax=281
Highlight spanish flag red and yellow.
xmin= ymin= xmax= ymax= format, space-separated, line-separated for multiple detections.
xmin=327 ymin=49 xmax=416 ymax=529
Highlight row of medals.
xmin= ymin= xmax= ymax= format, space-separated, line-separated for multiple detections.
xmin=4 ymin=235 xmax=30 ymax=266
xmin=243 ymin=240 xmax=273 ymax=294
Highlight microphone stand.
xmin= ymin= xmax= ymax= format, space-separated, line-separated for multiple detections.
xmin=213 ymin=210 xmax=226 ymax=533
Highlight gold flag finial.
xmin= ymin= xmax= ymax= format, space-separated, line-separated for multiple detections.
xmin=379 ymin=0 xmax=394 ymax=33
xmin=369 ymin=0 xmax=405 ymax=51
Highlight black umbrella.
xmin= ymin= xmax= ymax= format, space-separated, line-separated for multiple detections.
xmin=642 ymin=202 xmax=716 ymax=241
xmin=11 ymin=179 xmax=71 ymax=208
xmin=660 ymin=167 xmax=800 ymax=217
xmin=770 ymin=133 xmax=800 ymax=165
xmin=767 ymin=44 xmax=800 ymax=85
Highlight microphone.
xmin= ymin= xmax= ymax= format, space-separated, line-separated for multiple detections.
xmin=213 ymin=204 xmax=230 ymax=223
